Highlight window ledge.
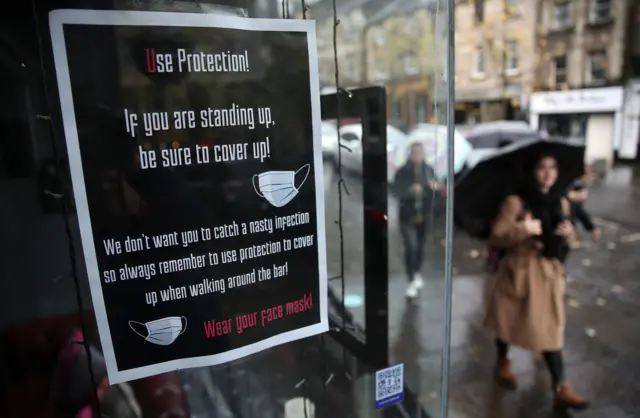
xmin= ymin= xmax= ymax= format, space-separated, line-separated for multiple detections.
xmin=548 ymin=25 xmax=574 ymax=36
xmin=505 ymin=68 xmax=520 ymax=77
xmin=586 ymin=17 xmax=614 ymax=29
xmin=471 ymin=73 xmax=486 ymax=80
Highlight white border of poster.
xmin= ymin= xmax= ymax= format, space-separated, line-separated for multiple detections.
xmin=49 ymin=9 xmax=328 ymax=384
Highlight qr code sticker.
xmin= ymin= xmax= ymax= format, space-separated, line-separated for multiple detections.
xmin=375 ymin=364 xmax=404 ymax=402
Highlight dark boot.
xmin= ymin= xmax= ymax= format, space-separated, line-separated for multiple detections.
xmin=554 ymin=382 xmax=590 ymax=410
xmin=495 ymin=358 xmax=517 ymax=390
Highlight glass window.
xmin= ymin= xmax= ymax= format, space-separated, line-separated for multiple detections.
xmin=505 ymin=40 xmax=519 ymax=72
xmin=554 ymin=55 xmax=568 ymax=86
xmin=590 ymin=0 xmax=611 ymax=22
xmin=1 ymin=2 xmax=456 ymax=418
xmin=554 ymin=1 xmax=572 ymax=30
xmin=587 ymin=51 xmax=607 ymax=84
xmin=473 ymin=46 xmax=485 ymax=75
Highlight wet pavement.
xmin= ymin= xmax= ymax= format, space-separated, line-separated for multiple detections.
xmin=323 ymin=162 xmax=640 ymax=418
xmin=585 ymin=164 xmax=640 ymax=228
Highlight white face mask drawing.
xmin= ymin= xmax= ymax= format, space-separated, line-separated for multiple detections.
xmin=129 ymin=316 xmax=187 ymax=346
xmin=253 ymin=164 xmax=310 ymax=207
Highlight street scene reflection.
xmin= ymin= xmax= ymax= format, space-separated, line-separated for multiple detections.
xmin=324 ymin=157 xmax=640 ymax=417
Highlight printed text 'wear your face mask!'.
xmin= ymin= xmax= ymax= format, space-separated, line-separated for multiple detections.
xmin=129 ymin=316 xmax=187 ymax=346
xmin=253 ymin=164 xmax=310 ymax=207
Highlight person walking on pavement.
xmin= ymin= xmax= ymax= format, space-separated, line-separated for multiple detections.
xmin=392 ymin=142 xmax=439 ymax=298
xmin=557 ymin=178 xmax=600 ymax=263
xmin=484 ymin=154 xmax=590 ymax=410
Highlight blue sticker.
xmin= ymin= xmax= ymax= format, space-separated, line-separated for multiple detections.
xmin=375 ymin=363 xmax=404 ymax=409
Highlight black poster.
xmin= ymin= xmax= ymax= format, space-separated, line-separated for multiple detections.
xmin=50 ymin=10 xmax=327 ymax=383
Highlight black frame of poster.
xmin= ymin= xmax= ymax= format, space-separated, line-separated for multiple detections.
xmin=321 ymin=87 xmax=389 ymax=369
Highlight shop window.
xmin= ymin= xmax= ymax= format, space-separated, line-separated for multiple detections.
xmin=504 ymin=40 xmax=519 ymax=74
xmin=553 ymin=1 xmax=572 ymax=30
xmin=554 ymin=55 xmax=568 ymax=86
xmin=473 ymin=46 xmax=485 ymax=77
xmin=586 ymin=51 xmax=607 ymax=85
xmin=589 ymin=0 xmax=611 ymax=23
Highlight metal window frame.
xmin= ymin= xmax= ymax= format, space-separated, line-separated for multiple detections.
xmin=321 ymin=86 xmax=389 ymax=369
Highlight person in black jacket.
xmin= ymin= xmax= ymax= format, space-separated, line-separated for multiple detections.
xmin=392 ymin=142 xmax=439 ymax=298
xmin=558 ymin=179 xmax=600 ymax=263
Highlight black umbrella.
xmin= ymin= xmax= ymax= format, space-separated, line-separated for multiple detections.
xmin=454 ymin=138 xmax=585 ymax=239
xmin=466 ymin=120 xmax=538 ymax=149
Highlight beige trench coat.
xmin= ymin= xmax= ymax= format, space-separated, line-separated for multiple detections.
xmin=483 ymin=195 xmax=572 ymax=352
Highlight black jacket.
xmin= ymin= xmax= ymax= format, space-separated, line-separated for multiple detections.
xmin=566 ymin=180 xmax=595 ymax=232
xmin=392 ymin=162 xmax=436 ymax=223
xmin=570 ymin=202 xmax=595 ymax=232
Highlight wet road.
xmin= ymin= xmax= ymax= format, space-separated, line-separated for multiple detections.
xmin=323 ymin=162 xmax=640 ymax=418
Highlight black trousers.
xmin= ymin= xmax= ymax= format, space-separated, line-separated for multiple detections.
xmin=496 ymin=339 xmax=565 ymax=385
xmin=400 ymin=221 xmax=427 ymax=282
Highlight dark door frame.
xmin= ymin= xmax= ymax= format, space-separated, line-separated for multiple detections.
xmin=321 ymin=87 xmax=389 ymax=370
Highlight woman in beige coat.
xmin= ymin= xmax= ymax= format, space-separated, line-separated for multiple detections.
xmin=484 ymin=154 xmax=589 ymax=410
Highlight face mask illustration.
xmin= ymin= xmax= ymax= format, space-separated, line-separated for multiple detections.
xmin=253 ymin=164 xmax=310 ymax=207
xmin=129 ymin=316 xmax=187 ymax=346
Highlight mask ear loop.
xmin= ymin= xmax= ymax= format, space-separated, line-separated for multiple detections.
xmin=179 ymin=316 xmax=188 ymax=335
xmin=252 ymin=174 xmax=264 ymax=197
xmin=293 ymin=164 xmax=311 ymax=191
xmin=128 ymin=320 xmax=149 ymax=340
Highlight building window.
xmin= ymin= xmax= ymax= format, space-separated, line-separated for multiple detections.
xmin=403 ymin=52 xmax=419 ymax=75
xmin=414 ymin=94 xmax=428 ymax=123
xmin=505 ymin=40 xmax=519 ymax=73
xmin=390 ymin=97 xmax=403 ymax=120
xmin=473 ymin=46 xmax=485 ymax=76
xmin=475 ymin=0 xmax=485 ymax=22
xmin=375 ymin=28 xmax=385 ymax=46
xmin=553 ymin=1 xmax=572 ymax=30
xmin=586 ymin=51 xmax=607 ymax=84
xmin=554 ymin=55 xmax=568 ymax=86
xmin=590 ymin=0 xmax=611 ymax=23
xmin=507 ymin=0 xmax=520 ymax=15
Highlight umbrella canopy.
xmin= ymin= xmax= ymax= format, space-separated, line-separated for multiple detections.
xmin=454 ymin=138 xmax=585 ymax=239
xmin=392 ymin=124 xmax=473 ymax=180
xmin=466 ymin=120 xmax=537 ymax=149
